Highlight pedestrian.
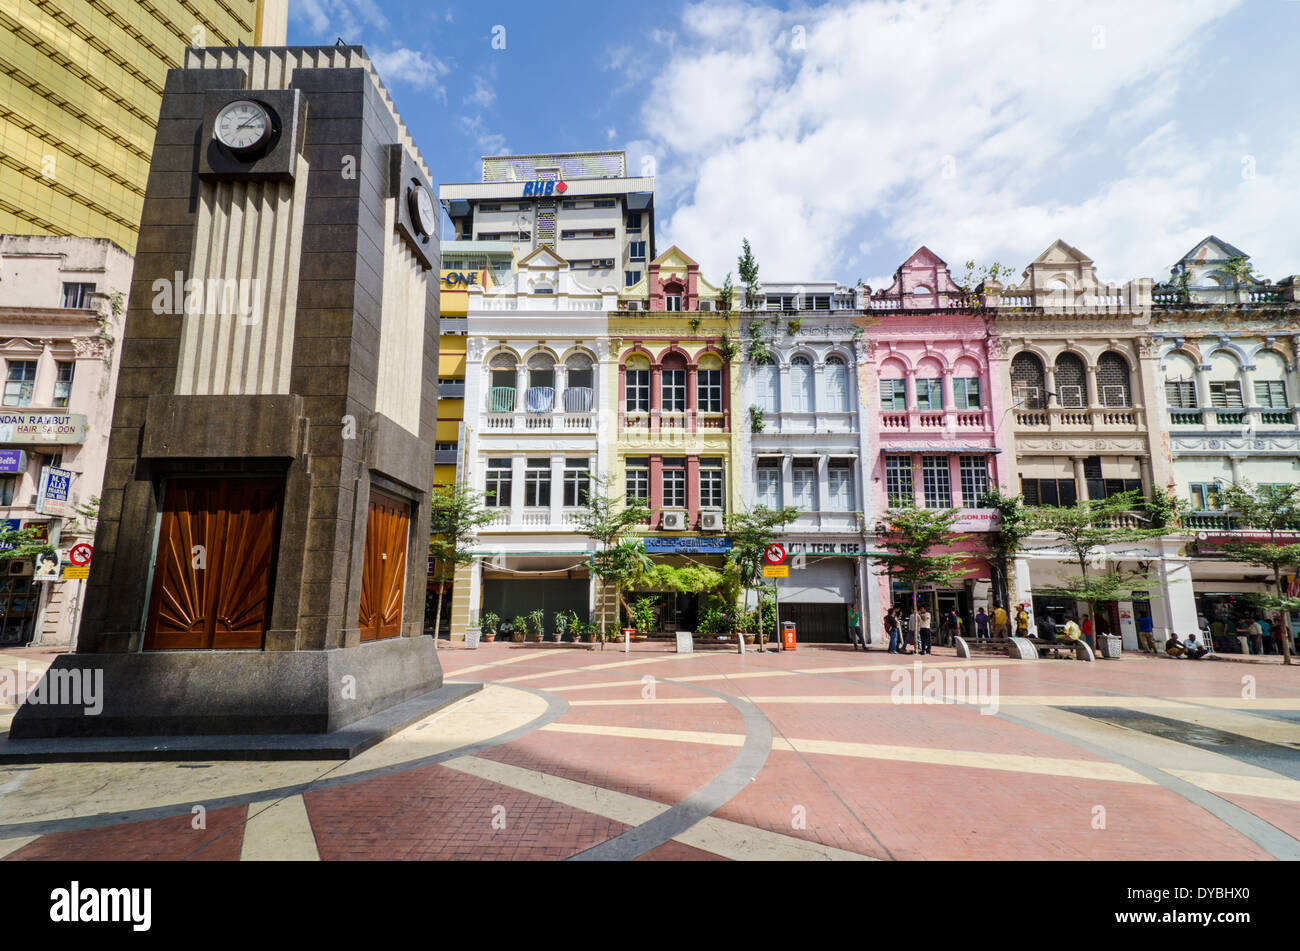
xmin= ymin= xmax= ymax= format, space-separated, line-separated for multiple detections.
xmin=1248 ymin=617 xmax=1264 ymax=655
xmin=848 ymin=605 xmax=865 ymax=650
xmin=907 ymin=609 xmax=921 ymax=655
xmin=1258 ymin=615 xmax=1273 ymax=654
xmin=885 ymin=608 xmax=901 ymax=654
xmin=1080 ymin=613 xmax=1094 ymax=650
xmin=918 ymin=607 xmax=933 ymax=655
xmin=1234 ymin=616 xmax=1251 ymax=654
xmin=993 ymin=603 xmax=1009 ymax=639
xmin=947 ymin=609 xmax=961 ymax=647
xmin=1014 ymin=603 xmax=1030 ymax=639
xmin=975 ymin=607 xmax=989 ymax=640
xmin=1209 ymin=616 xmax=1226 ymax=652
xmin=1136 ymin=612 xmax=1156 ymax=653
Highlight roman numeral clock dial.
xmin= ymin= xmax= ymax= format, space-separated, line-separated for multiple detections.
xmin=214 ymin=100 xmax=273 ymax=155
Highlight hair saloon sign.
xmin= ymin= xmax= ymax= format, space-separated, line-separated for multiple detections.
xmin=0 ymin=412 xmax=87 ymax=446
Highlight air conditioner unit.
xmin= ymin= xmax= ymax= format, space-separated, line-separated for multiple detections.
xmin=661 ymin=511 xmax=686 ymax=531
xmin=699 ymin=511 xmax=724 ymax=531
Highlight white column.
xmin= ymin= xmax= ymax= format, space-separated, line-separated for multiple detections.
xmin=1012 ymin=555 xmax=1034 ymax=612
xmin=549 ymin=453 xmax=565 ymax=526
xmin=781 ymin=453 xmax=794 ymax=505
xmin=510 ymin=453 xmax=525 ymax=525
xmin=816 ymin=455 xmax=829 ymax=522
xmin=860 ymin=556 xmax=880 ymax=646
xmin=1152 ymin=555 xmax=1198 ymax=650
xmin=1194 ymin=364 xmax=1212 ymax=415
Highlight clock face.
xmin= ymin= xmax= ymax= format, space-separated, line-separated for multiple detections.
xmin=214 ymin=100 xmax=272 ymax=154
xmin=409 ymin=185 xmax=435 ymax=236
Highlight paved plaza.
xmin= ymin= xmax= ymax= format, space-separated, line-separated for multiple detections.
xmin=1 ymin=642 xmax=1298 ymax=861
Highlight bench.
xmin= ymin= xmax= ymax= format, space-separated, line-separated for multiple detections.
xmin=1028 ymin=637 xmax=1094 ymax=662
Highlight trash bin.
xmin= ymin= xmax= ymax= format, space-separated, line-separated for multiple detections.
xmin=781 ymin=621 xmax=797 ymax=651
xmin=466 ymin=628 xmax=481 ymax=649
xmin=1098 ymin=634 xmax=1122 ymax=658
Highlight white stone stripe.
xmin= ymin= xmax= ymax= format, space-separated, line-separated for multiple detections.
xmin=238 ymin=795 xmax=320 ymax=861
xmin=498 ymin=652 xmax=708 ymax=684
xmin=445 ymin=653 xmax=544 ymax=678
xmin=442 ymin=755 xmax=873 ymax=861
xmin=0 ymin=835 xmax=38 ymax=859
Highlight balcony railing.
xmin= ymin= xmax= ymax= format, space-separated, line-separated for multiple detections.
xmin=791 ymin=510 xmax=863 ymax=533
xmin=479 ymin=508 xmax=593 ymax=531
xmin=619 ymin=409 xmax=730 ymax=432
xmin=1168 ymin=406 xmax=1297 ymax=428
xmin=488 ymin=386 xmax=515 ymax=412
xmin=879 ymin=409 xmax=992 ymax=431
xmin=438 ymin=382 xmax=465 ymax=399
xmin=1014 ymin=406 xmax=1145 ymax=431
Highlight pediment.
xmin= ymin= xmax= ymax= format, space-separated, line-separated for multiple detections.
xmin=1034 ymin=238 xmax=1092 ymax=266
xmin=517 ymin=245 xmax=568 ymax=270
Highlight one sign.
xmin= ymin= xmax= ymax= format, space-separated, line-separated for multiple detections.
xmin=68 ymin=542 xmax=93 ymax=567
xmin=33 ymin=550 xmax=61 ymax=581
xmin=674 ymin=631 xmax=694 ymax=653
xmin=642 ymin=536 xmax=731 ymax=555
xmin=0 ymin=412 xmax=87 ymax=445
xmin=0 ymin=449 xmax=25 ymax=474
xmin=762 ymin=565 xmax=789 ymax=578
xmin=441 ymin=271 xmax=479 ymax=287
xmin=62 ymin=564 xmax=90 ymax=580
xmin=522 ymin=180 xmax=567 ymax=197
xmin=35 ymin=465 xmax=73 ymax=517
xmin=764 ymin=544 xmax=787 ymax=566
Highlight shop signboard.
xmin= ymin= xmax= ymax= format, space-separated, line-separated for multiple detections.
xmin=0 ymin=412 xmax=87 ymax=445
xmin=642 ymin=536 xmax=731 ymax=555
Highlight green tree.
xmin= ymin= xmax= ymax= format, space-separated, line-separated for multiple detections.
xmin=569 ymin=474 xmax=653 ymax=649
xmin=737 ymin=238 xmax=760 ymax=310
xmin=1222 ymin=255 xmax=1254 ymax=303
xmin=956 ymin=260 xmax=1016 ymax=314
xmin=719 ymin=272 xmax=735 ymax=313
xmin=979 ymin=488 xmax=1033 ymax=612
xmin=429 ymin=485 xmax=499 ymax=641
xmin=1027 ymin=490 xmax=1165 ymax=639
xmin=0 ymin=526 xmax=56 ymax=565
xmin=725 ymin=504 xmax=798 ymax=652
xmin=1215 ymin=481 xmax=1300 ymax=665
xmin=872 ymin=503 xmax=969 ymax=635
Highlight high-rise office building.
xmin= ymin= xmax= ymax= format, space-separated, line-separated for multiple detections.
xmin=0 ymin=0 xmax=288 ymax=253
xmin=440 ymin=150 xmax=654 ymax=291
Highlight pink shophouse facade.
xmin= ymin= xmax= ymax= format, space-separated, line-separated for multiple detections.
xmin=860 ymin=247 xmax=1012 ymax=624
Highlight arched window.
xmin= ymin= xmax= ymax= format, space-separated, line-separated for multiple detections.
xmin=1253 ymin=350 xmax=1289 ymax=409
xmin=1054 ymin=352 xmax=1087 ymax=407
xmin=1097 ymin=352 xmax=1131 ymax=407
xmin=1163 ymin=352 xmax=1198 ymax=409
xmin=661 ymin=351 xmax=687 ymax=412
xmin=1208 ymin=352 xmax=1243 ymax=408
xmin=564 ymin=352 xmax=594 ymax=412
xmin=625 ymin=353 xmax=650 ymax=412
xmin=754 ymin=355 xmax=780 ymax=412
xmin=825 ymin=354 xmax=851 ymax=411
xmin=697 ymin=352 xmax=723 ymax=413
xmin=789 ymin=354 xmax=814 ymax=412
xmin=1010 ymin=353 xmax=1045 ymax=409
xmin=525 ymin=353 xmax=555 ymax=413
xmin=488 ymin=352 xmax=517 ymax=412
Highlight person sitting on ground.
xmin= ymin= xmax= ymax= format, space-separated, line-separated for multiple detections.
xmin=1184 ymin=633 xmax=1208 ymax=660
xmin=1166 ymin=633 xmax=1187 ymax=657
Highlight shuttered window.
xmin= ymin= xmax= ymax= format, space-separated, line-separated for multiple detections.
xmin=825 ymin=357 xmax=850 ymax=411
xmin=952 ymin=377 xmax=981 ymax=409
xmin=1209 ymin=381 xmax=1243 ymax=408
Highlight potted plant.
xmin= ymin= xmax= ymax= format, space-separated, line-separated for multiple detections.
xmin=528 ymin=609 xmax=545 ymax=642
xmin=633 ymin=597 xmax=656 ymax=639
xmin=553 ymin=611 xmax=569 ymax=643
xmin=481 ymin=611 xmax=499 ymax=643
xmin=511 ymin=615 xmax=527 ymax=643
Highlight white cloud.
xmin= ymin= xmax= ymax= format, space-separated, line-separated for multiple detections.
xmin=459 ymin=116 xmax=508 ymax=156
xmin=370 ymin=47 xmax=450 ymax=100
xmin=464 ymin=75 xmax=496 ymax=108
xmin=634 ymin=0 xmax=1300 ymax=285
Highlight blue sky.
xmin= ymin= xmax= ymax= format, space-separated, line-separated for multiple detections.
xmin=288 ymin=0 xmax=1300 ymax=291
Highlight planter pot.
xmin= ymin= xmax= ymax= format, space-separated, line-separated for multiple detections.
xmin=483 ymin=633 xmax=496 ymax=642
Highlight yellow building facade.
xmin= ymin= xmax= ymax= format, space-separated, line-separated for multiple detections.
xmin=0 ymin=0 xmax=288 ymax=252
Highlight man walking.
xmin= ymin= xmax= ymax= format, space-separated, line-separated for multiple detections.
xmin=848 ymin=605 xmax=866 ymax=650
xmin=975 ymin=607 xmax=989 ymax=640
xmin=918 ymin=607 xmax=933 ymax=655
xmin=885 ymin=608 xmax=900 ymax=654
xmin=1014 ymin=603 xmax=1030 ymax=638
xmin=1136 ymin=612 xmax=1155 ymax=653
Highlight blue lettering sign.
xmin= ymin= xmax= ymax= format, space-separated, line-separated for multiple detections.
xmin=522 ymin=181 xmax=555 ymax=197
xmin=642 ymin=536 xmax=732 ymax=555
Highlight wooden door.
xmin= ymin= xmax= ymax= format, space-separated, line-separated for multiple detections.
xmin=359 ymin=493 xmax=409 ymax=641
xmin=144 ymin=477 xmax=283 ymax=650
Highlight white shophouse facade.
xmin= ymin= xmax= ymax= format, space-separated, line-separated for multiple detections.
xmin=740 ymin=286 xmax=873 ymax=642
xmin=460 ymin=248 xmax=618 ymax=636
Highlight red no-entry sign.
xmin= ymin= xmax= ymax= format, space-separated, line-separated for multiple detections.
xmin=764 ymin=544 xmax=786 ymax=566
xmin=69 ymin=542 xmax=93 ymax=567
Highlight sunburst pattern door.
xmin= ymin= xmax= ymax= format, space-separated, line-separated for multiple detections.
xmin=144 ymin=478 xmax=283 ymax=650
xmin=359 ymin=493 xmax=409 ymax=641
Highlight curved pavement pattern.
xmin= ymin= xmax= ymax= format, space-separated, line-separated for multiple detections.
xmin=1 ymin=644 xmax=1299 ymax=860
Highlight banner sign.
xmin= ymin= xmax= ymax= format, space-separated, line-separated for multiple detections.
xmin=36 ymin=466 xmax=73 ymax=517
xmin=0 ymin=449 xmax=26 ymax=474
xmin=1195 ymin=531 xmax=1300 ymax=550
xmin=642 ymin=536 xmax=731 ymax=555
xmin=0 ymin=412 xmax=87 ymax=445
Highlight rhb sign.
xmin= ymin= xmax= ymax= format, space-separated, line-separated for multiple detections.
xmin=523 ymin=180 xmax=567 ymax=197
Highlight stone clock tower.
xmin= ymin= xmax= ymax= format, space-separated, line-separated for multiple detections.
xmin=12 ymin=46 xmax=447 ymax=743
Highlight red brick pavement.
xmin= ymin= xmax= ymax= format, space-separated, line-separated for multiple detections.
xmin=4 ymin=804 xmax=248 ymax=862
